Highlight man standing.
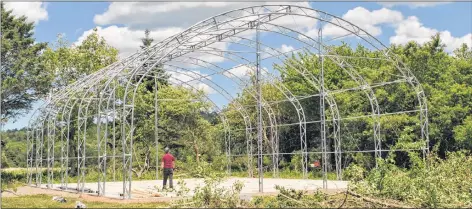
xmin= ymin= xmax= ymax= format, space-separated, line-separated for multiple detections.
xmin=161 ymin=147 xmax=175 ymax=189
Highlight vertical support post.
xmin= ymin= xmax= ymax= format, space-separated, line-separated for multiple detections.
xmin=28 ymin=129 xmax=34 ymax=185
xmin=154 ymin=72 xmax=159 ymax=181
xmin=46 ymin=113 xmax=56 ymax=189
xmin=77 ymin=117 xmax=81 ymax=192
xmin=112 ymin=83 xmax=117 ymax=182
xmin=65 ymin=109 xmax=72 ymax=190
xmin=59 ymin=121 xmax=63 ymax=189
xmin=420 ymin=95 xmax=429 ymax=160
xmin=35 ymin=127 xmax=42 ymax=187
xmin=121 ymin=105 xmax=126 ymax=200
xmin=103 ymin=107 xmax=108 ymax=194
xmin=97 ymin=108 xmax=102 ymax=195
xmin=39 ymin=125 xmax=44 ymax=187
xmin=332 ymin=103 xmax=342 ymax=180
xmin=97 ymin=95 xmax=108 ymax=196
xmin=255 ymin=17 xmax=263 ymax=193
xmin=275 ymin=131 xmax=280 ymax=178
xmin=77 ymin=101 xmax=89 ymax=194
xmin=46 ymin=116 xmax=51 ymax=188
xmin=121 ymin=97 xmax=133 ymax=199
xmin=318 ymin=27 xmax=328 ymax=190
xmin=59 ymin=113 xmax=66 ymax=190
xmin=245 ymin=124 xmax=252 ymax=178
xmin=0 ymin=66 xmax=3 ymax=207
xmin=26 ymin=129 xmax=31 ymax=186
xmin=227 ymin=129 xmax=232 ymax=175
xmin=82 ymin=118 xmax=86 ymax=193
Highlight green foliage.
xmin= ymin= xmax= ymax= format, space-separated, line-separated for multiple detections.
xmin=453 ymin=115 xmax=472 ymax=149
xmin=0 ymin=167 xmax=60 ymax=192
xmin=34 ymin=28 xmax=118 ymax=178
xmin=140 ymin=29 xmax=154 ymax=49
xmin=177 ymin=155 xmax=225 ymax=178
xmin=1 ymin=128 xmax=27 ymax=168
xmin=132 ymin=82 xmax=220 ymax=178
xmin=343 ymin=164 xmax=365 ymax=182
xmin=1 ymin=3 xmax=49 ymax=120
xmin=193 ymin=177 xmax=244 ymax=208
xmin=250 ymin=186 xmax=328 ymax=208
xmin=225 ymin=35 xmax=472 ymax=172
xmin=175 ymin=179 xmax=190 ymax=197
xmin=352 ymin=151 xmax=472 ymax=207
xmin=41 ymin=29 xmax=118 ymax=88
xmin=1 ymin=168 xmax=28 ymax=191
xmin=2 ymin=194 xmax=169 ymax=208
xmin=2 ymin=16 xmax=472 ymax=209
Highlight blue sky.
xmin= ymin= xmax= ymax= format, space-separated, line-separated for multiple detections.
xmin=3 ymin=1 xmax=471 ymax=130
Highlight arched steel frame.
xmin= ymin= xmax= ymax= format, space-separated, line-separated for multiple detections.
xmin=24 ymin=4 xmax=429 ymax=200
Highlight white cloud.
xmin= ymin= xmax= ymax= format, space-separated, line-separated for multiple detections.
xmin=223 ymin=64 xmax=270 ymax=79
xmin=390 ymin=16 xmax=472 ymax=52
xmin=4 ymin=2 xmax=48 ymax=24
xmin=224 ymin=64 xmax=254 ymax=78
xmin=379 ymin=1 xmax=451 ymax=8
xmin=262 ymin=44 xmax=296 ymax=59
xmin=82 ymin=2 xmax=318 ymax=61
xmin=265 ymin=2 xmax=318 ymax=32
xmin=440 ymin=32 xmax=472 ymax=51
xmin=322 ymin=7 xmax=403 ymax=37
xmin=280 ymin=44 xmax=295 ymax=53
xmin=306 ymin=6 xmax=469 ymax=52
xmin=94 ymin=2 xmax=260 ymax=29
xmin=300 ymin=5 xmax=469 ymax=53
xmin=94 ymin=2 xmax=316 ymax=36
xmin=195 ymin=83 xmax=215 ymax=94
xmin=75 ymin=26 xmax=183 ymax=58
xmin=168 ymin=69 xmax=216 ymax=94
xmin=94 ymin=2 xmax=313 ymax=29
xmin=166 ymin=41 xmax=229 ymax=69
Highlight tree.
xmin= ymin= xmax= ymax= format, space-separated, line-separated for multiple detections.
xmin=223 ymin=35 xmax=472 ymax=172
xmin=139 ymin=28 xmax=170 ymax=86
xmin=1 ymin=2 xmax=49 ymax=121
xmin=127 ymin=29 xmax=173 ymax=178
xmin=140 ymin=29 xmax=154 ymax=50
xmin=40 ymin=30 xmax=119 ymax=176
xmin=454 ymin=115 xmax=472 ymax=149
xmin=42 ymin=28 xmax=119 ymax=89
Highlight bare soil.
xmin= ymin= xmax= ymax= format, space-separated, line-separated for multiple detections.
xmin=3 ymin=186 xmax=183 ymax=203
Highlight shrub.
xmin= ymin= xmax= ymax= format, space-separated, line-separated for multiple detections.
xmin=352 ymin=150 xmax=472 ymax=208
xmin=172 ymin=176 xmax=245 ymax=208
xmin=343 ymin=164 xmax=365 ymax=182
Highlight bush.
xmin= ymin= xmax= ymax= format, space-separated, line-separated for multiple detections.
xmin=172 ymin=176 xmax=245 ymax=208
xmin=352 ymin=151 xmax=472 ymax=208
xmin=250 ymin=185 xmax=326 ymax=208
xmin=343 ymin=164 xmax=365 ymax=182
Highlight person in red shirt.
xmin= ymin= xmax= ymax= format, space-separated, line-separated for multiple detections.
xmin=161 ymin=147 xmax=175 ymax=189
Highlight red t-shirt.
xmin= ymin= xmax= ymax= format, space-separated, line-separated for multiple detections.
xmin=162 ymin=153 xmax=175 ymax=168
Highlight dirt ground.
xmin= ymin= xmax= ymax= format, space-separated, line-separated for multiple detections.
xmin=2 ymin=186 xmax=183 ymax=203
xmin=3 ymin=178 xmax=348 ymax=204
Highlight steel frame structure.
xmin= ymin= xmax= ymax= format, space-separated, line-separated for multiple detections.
xmin=24 ymin=4 xmax=429 ymax=200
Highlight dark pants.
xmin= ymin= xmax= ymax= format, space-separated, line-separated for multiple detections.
xmin=163 ymin=168 xmax=173 ymax=188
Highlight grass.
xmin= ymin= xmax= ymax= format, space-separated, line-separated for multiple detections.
xmin=1 ymin=194 xmax=170 ymax=208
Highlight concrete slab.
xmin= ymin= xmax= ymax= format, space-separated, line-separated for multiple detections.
xmin=44 ymin=178 xmax=348 ymax=200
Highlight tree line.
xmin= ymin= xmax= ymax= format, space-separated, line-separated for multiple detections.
xmin=1 ymin=2 xmax=471 ymax=180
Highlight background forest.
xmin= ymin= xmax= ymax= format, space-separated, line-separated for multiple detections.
xmin=1 ymin=2 xmax=471 ymax=208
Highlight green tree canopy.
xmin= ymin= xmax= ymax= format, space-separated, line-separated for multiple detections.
xmin=1 ymin=2 xmax=49 ymax=121
xmin=41 ymin=28 xmax=119 ymax=89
